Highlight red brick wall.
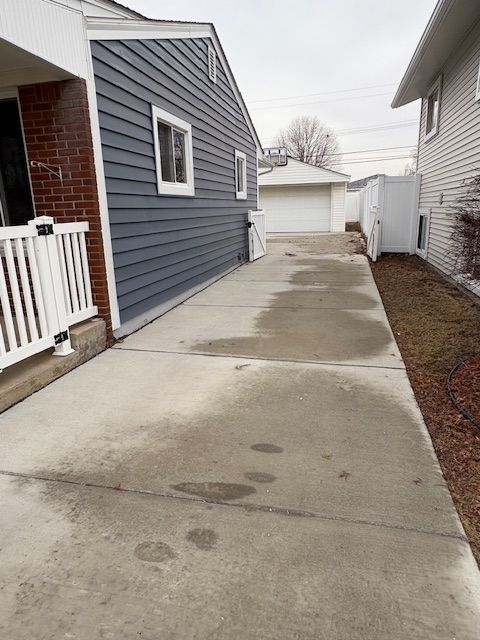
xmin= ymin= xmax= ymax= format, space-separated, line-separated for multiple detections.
xmin=18 ymin=79 xmax=113 ymax=343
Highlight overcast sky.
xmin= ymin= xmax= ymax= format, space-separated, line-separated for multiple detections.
xmin=123 ymin=0 xmax=436 ymax=180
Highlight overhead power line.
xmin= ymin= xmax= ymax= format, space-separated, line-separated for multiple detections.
xmin=250 ymin=91 xmax=393 ymax=111
xmin=247 ymin=82 xmax=398 ymax=104
xmin=318 ymin=145 xmax=416 ymax=157
xmin=331 ymin=156 xmax=413 ymax=165
xmin=261 ymin=120 xmax=419 ymax=145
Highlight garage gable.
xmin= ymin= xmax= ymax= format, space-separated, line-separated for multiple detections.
xmin=259 ymin=157 xmax=350 ymax=188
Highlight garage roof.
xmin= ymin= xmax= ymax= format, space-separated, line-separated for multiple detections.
xmin=259 ymin=157 xmax=350 ymax=187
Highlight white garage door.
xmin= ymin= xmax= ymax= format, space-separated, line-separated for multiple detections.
xmin=260 ymin=185 xmax=332 ymax=233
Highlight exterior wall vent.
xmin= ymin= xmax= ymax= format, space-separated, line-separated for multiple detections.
xmin=263 ymin=147 xmax=288 ymax=166
xmin=208 ymin=46 xmax=217 ymax=83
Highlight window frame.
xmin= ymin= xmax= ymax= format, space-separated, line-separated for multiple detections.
xmin=151 ymin=105 xmax=195 ymax=197
xmin=235 ymin=150 xmax=247 ymax=200
xmin=416 ymin=208 xmax=430 ymax=258
xmin=425 ymin=76 xmax=441 ymax=142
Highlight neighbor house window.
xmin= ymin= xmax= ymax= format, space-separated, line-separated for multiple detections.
xmin=425 ymin=77 xmax=441 ymax=140
xmin=235 ymin=150 xmax=247 ymax=199
xmin=152 ymin=105 xmax=194 ymax=196
xmin=416 ymin=208 xmax=430 ymax=258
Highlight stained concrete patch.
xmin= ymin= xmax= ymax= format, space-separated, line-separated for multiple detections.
xmin=191 ymin=305 xmax=399 ymax=366
xmin=1 ymin=476 xmax=479 ymax=640
xmin=0 ymin=349 xmax=464 ymax=536
xmin=244 ymin=472 xmax=277 ymax=483
xmin=171 ymin=482 xmax=257 ymax=501
xmin=251 ymin=444 xmax=284 ymax=454
xmin=115 ymin=304 xmax=402 ymax=368
xmin=184 ymin=279 xmax=383 ymax=310
xmin=187 ymin=528 xmax=218 ymax=550
xmin=134 ymin=541 xmax=176 ymax=563
xmin=114 ymin=251 xmax=400 ymax=367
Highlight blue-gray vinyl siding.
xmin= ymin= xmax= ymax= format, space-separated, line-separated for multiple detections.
xmin=91 ymin=38 xmax=257 ymax=330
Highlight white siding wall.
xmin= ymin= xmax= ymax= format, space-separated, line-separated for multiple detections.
xmin=417 ymin=17 xmax=480 ymax=279
xmin=330 ymin=183 xmax=346 ymax=232
xmin=259 ymin=157 xmax=349 ymax=187
xmin=0 ymin=0 xmax=88 ymax=78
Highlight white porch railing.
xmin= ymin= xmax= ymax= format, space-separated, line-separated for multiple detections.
xmin=0 ymin=216 xmax=97 ymax=371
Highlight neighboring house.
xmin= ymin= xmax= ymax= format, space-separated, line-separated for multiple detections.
xmin=347 ymin=175 xmax=379 ymax=192
xmin=392 ymin=0 xmax=480 ymax=294
xmin=258 ymin=157 xmax=350 ymax=233
xmin=0 ymin=0 xmax=262 ymax=349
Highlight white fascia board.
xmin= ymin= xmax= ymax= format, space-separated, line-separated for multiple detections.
xmin=86 ymin=19 xmax=213 ymax=41
xmin=80 ymin=0 xmax=145 ymax=19
xmin=286 ymin=158 xmax=350 ymax=179
xmin=86 ymin=19 xmax=263 ymax=153
xmin=392 ymin=0 xmax=480 ymax=107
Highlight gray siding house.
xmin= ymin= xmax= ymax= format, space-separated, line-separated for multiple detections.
xmin=54 ymin=0 xmax=263 ymax=337
xmin=392 ymin=0 xmax=480 ymax=296
xmin=91 ymin=32 xmax=260 ymax=334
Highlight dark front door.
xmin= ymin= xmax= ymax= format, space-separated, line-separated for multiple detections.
xmin=0 ymin=99 xmax=35 ymax=226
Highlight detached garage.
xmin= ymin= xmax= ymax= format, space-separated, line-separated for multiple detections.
xmin=259 ymin=157 xmax=350 ymax=233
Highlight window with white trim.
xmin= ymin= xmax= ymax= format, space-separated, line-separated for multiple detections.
xmin=152 ymin=105 xmax=195 ymax=196
xmin=208 ymin=45 xmax=217 ymax=83
xmin=235 ymin=150 xmax=247 ymax=200
xmin=425 ymin=77 xmax=441 ymax=140
xmin=416 ymin=208 xmax=430 ymax=258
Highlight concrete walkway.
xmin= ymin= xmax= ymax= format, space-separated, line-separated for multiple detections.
xmin=0 ymin=233 xmax=479 ymax=639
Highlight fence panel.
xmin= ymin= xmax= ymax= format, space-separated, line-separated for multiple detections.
xmin=0 ymin=216 xmax=97 ymax=371
xmin=248 ymin=210 xmax=267 ymax=261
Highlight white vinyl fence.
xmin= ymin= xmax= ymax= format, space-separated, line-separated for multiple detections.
xmin=248 ymin=209 xmax=267 ymax=261
xmin=345 ymin=191 xmax=360 ymax=222
xmin=0 ymin=216 xmax=97 ymax=371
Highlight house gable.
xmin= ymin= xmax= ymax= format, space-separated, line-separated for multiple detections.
xmin=84 ymin=20 xmax=261 ymax=152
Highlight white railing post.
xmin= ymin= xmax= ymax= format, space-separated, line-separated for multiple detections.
xmin=29 ymin=216 xmax=74 ymax=357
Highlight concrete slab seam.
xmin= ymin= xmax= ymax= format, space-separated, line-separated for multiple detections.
xmin=0 ymin=469 xmax=468 ymax=544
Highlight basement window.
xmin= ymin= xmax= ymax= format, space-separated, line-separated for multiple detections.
xmin=425 ymin=77 xmax=441 ymax=141
xmin=152 ymin=105 xmax=195 ymax=196
xmin=235 ymin=150 xmax=247 ymax=200
xmin=416 ymin=208 xmax=430 ymax=258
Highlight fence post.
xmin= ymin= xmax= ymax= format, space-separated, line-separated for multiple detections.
xmin=29 ymin=216 xmax=74 ymax=357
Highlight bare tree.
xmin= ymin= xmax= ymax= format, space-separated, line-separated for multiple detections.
xmin=275 ymin=116 xmax=341 ymax=169
xmin=401 ymin=147 xmax=419 ymax=176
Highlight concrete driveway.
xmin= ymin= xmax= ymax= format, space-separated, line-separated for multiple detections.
xmin=0 ymin=233 xmax=479 ymax=639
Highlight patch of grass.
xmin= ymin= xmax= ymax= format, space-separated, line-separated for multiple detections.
xmin=371 ymin=255 xmax=480 ymax=563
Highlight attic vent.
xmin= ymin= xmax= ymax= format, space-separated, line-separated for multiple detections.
xmin=208 ymin=46 xmax=217 ymax=83
xmin=263 ymin=147 xmax=288 ymax=166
